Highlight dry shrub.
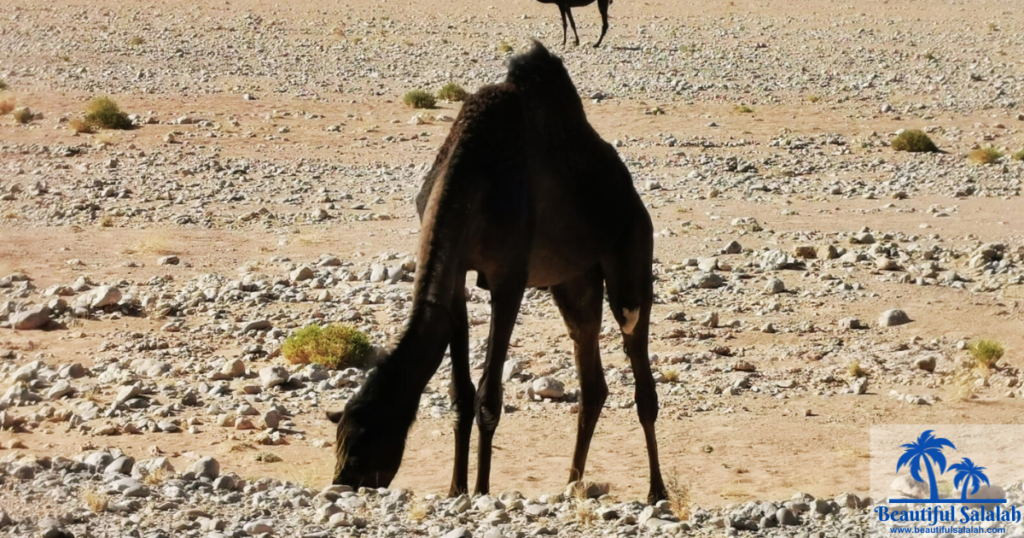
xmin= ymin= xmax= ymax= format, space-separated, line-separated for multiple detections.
xmin=81 ymin=489 xmax=109 ymax=513
xmin=12 ymin=107 xmax=33 ymax=124
xmin=969 ymin=147 xmax=1003 ymax=165
xmin=1012 ymin=150 xmax=1024 ymax=162
xmin=403 ymin=89 xmax=436 ymax=109
xmin=847 ymin=360 xmax=866 ymax=378
xmin=892 ymin=130 xmax=939 ymax=153
xmin=0 ymin=99 xmax=13 ymax=115
xmin=437 ymin=82 xmax=468 ymax=102
xmin=69 ymin=119 xmax=96 ymax=134
xmin=968 ymin=339 xmax=1004 ymax=372
xmin=575 ymin=503 xmax=598 ymax=526
xmin=661 ymin=369 xmax=680 ymax=383
xmin=255 ymin=451 xmax=282 ymax=463
xmin=498 ymin=41 xmax=514 ymax=54
xmin=128 ymin=36 xmax=145 ymax=46
xmin=85 ymin=96 xmax=132 ymax=130
xmin=282 ymin=324 xmax=372 ymax=369
xmin=735 ymin=104 xmax=754 ymax=113
xmin=407 ymin=501 xmax=430 ymax=521
xmin=98 ymin=214 xmax=114 ymax=227
xmin=666 ymin=474 xmax=693 ymax=520
xmin=143 ymin=466 xmax=169 ymax=485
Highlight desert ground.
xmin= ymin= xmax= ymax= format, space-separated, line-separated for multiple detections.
xmin=1 ymin=0 xmax=1024 ymax=536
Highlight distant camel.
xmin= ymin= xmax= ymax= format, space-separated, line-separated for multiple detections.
xmin=326 ymin=41 xmax=667 ymax=503
xmin=537 ymin=0 xmax=613 ymax=48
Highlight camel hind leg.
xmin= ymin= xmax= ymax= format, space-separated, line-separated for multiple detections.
xmin=559 ymin=6 xmax=569 ymax=46
xmin=565 ymin=7 xmax=580 ymax=46
xmin=594 ymin=0 xmax=610 ymax=48
xmin=447 ymin=274 xmax=474 ymax=496
xmin=601 ymin=223 xmax=668 ymax=504
xmin=550 ymin=266 xmax=608 ymax=484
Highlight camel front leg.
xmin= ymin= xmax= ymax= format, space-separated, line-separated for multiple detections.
xmin=447 ymin=279 xmax=474 ymax=497
xmin=473 ymin=270 xmax=527 ymax=495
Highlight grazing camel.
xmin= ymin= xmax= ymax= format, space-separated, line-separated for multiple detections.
xmin=326 ymin=41 xmax=667 ymax=504
xmin=537 ymin=0 xmax=612 ymax=48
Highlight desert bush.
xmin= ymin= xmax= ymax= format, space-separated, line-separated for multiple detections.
xmin=69 ymin=118 xmax=96 ymax=134
xmin=969 ymin=147 xmax=1003 ymax=165
xmin=968 ymin=339 xmax=1004 ymax=371
xmin=661 ymin=369 xmax=680 ymax=383
xmin=408 ymin=500 xmax=430 ymax=521
xmin=891 ymin=130 xmax=939 ymax=153
xmin=12 ymin=107 xmax=33 ymax=124
xmin=665 ymin=472 xmax=692 ymax=521
xmin=0 ymin=80 xmax=7 ymax=90
xmin=847 ymin=360 xmax=866 ymax=378
xmin=81 ymin=489 xmax=109 ymax=513
xmin=403 ymin=90 xmax=436 ymax=109
xmin=282 ymin=324 xmax=372 ymax=369
xmin=85 ymin=96 xmax=133 ymax=129
xmin=143 ymin=467 xmax=169 ymax=485
xmin=255 ymin=451 xmax=282 ymax=463
xmin=437 ymin=82 xmax=468 ymax=102
xmin=129 ymin=36 xmax=145 ymax=46
xmin=735 ymin=104 xmax=754 ymax=113
xmin=0 ymin=99 xmax=13 ymax=115
xmin=1013 ymin=150 xmax=1024 ymax=161
xmin=498 ymin=41 xmax=513 ymax=54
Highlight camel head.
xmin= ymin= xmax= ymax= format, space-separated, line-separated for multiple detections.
xmin=326 ymin=380 xmax=411 ymax=489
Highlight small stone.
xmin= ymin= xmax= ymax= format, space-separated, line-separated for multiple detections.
xmin=776 ymin=507 xmax=798 ymax=525
xmin=291 ymin=266 xmax=315 ymax=281
xmin=879 ymin=309 xmax=912 ymax=327
xmin=158 ymin=255 xmax=179 ymax=265
xmin=915 ymin=356 xmax=937 ymax=373
xmin=442 ymin=528 xmax=472 ymax=538
xmin=11 ymin=305 xmax=52 ymax=330
xmin=242 ymin=320 xmax=272 ymax=332
xmin=700 ymin=312 xmax=719 ymax=328
xmin=243 ymin=520 xmax=274 ymax=535
xmin=765 ymin=278 xmax=786 ymax=294
xmin=850 ymin=377 xmax=868 ymax=395
xmin=532 ymin=377 xmax=564 ymax=399
xmin=259 ymin=366 xmax=290 ymax=389
xmin=191 ymin=456 xmax=219 ymax=479
xmin=693 ymin=272 xmax=725 ymax=289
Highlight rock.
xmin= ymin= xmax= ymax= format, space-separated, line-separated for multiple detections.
xmin=221 ymin=359 xmax=246 ymax=378
xmin=850 ymin=232 xmax=875 ymax=244
xmin=850 ymin=377 xmax=868 ymax=395
xmin=963 ymin=484 xmax=1007 ymax=509
xmin=878 ymin=309 xmax=911 ymax=327
xmin=81 ymin=285 xmax=122 ymax=309
xmin=693 ymin=272 xmax=725 ymax=289
xmin=11 ymin=305 xmax=52 ymax=330
xmin=875 ymin=257 xmax=900 ymax=270
xmin=243 ymin=520 xmax=274 ymax=535
xmin=765 ymin=278 xmax=786 ymax=294
xmin=115 ymin=385 xmax=141 ymax=404
xmin=263 ymin=409 xmax=281 ymax=430
xmin=369 ymin=265 xmax=388 ymax=282
xmin=700 ymin=312 xmax=719 ymax=328
xmin=502 ymin=360 xmax=522 ymax=382
xmin=915 ymin=356 xmax=937 ymax=373
xmin=46 ymin=380 xmax=74 ymax=400
xmin=291 ymin=266 xmax=314 ymax=281
xmin=565 ymin=481 xmax=610 ymax=499
xmin=890 ymin=475 xmax=927 ymax=498
xmin=776 ymin=507 xmax=798 ymax=525
xmin=442 ymin=528 xmax=472 ymax=538
xmin=816 ymin=244 xmax=839 ymax=260
xmin=242 ymin=320 xmax=272 ymax=332
xmin=760 ymin=250 xmax=801 ymax=270
xmin=158 ymin=255 xmax=179 ymax=265
xmin=259 ymin=366 xmax=289 ymax=388
xmin=722 ymin=240 xmax=742 ymax=254
xmin=838 ymin=318 xmax=863 ymax=330
xmin=697 ymin=257 xmax=718 ymax=272
xmin=191 ymin=456 xmax=220 ymax=479
xmin=532 ymin=377 xmax=564 ymax=399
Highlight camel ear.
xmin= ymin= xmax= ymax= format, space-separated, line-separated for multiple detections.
xmin=326 ymin=410 xmax=343 ymax=424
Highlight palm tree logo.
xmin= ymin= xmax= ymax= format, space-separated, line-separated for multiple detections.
xmin=949 ymin=458 xmax=990 ymax=501
xmin=896 ymin=430 xmax=955 ymax=502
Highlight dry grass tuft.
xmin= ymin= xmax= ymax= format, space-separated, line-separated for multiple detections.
xmin=12 ymin=107 xmax=33 ymax=124
xmin=847 ymin=360 xmax=866 ymax=378
xmin=81 ymin=489 xmax=109 ymax=513
xmin=402 ymin=90 xmax=436 ymax=109
xmin=892 ymin=129 xmax=939 ymax=153
xmin=950 ymin=368 xmax=978 ymax=402
xmin=143 ymin=466 xmax=169 ymax=485
xmin=968 ymin=339 xmax=1004 ymax=372
xmin=575 ymin=503 xmax=598 ymax=526
xmin=437 ymin=82 xmax=468 ymax=102
xmin=85 ymin=96 xmax=133 ymax=130
xmin=407 ymin=500 xmax=431 ymax=521
xmin=665 ymin=472 xmax=692 ymax=521
xmin=498 ymin=41 xmax=514 ymax=54
xmin=969 ymin=147 xmax=1003 ymax=165
xmin=255 ymin=451 xmax=283 ymax=463
xmin=0 ymin=99 xmax=14 ymax=115
xmin=735 ymin=104 xmax=754 ymax=113
xmin=128 ymin=36 xmax=145 ymax=46
xmin=69 ymin=118 xmax=96 ymax=134
xmin=98 ymin=214 xmax=115 ymax=227
xmin=1012 ymin=150 xmax=1024 ymax=162
xmin=661 ymin=369 xmax=681 ymax=383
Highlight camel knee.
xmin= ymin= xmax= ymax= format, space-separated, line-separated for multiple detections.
xmin=581 ymin=379 xmax=609 ymax=413
xmin=619 ymin=307 xmax=640 ymax=335
xmin=475 ymin=394 xmax=502 ymax=434
xmin=634 ymin=391 xmax=659 ymax=423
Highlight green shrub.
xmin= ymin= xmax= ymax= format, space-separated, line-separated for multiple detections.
xmin=437 ymin=82 xmax=468 ymax=102
xmin=498 ymin=41 xmax=513 ymax=54
xmin=968 ymin=339 xmax=1004 ymax=371
xmin=85 ymin=96 xmax=133 ymax=129
xmin=969 ymin=146 xmax=1003 ymax=165
xmin=403 ymin=90 xmax=436 ymax=109
xmin=128 ymin=36 xmax=144 ymax=46
xmin=1012 ymin=150 xmax=1024 ymax=161
xmin=891 ymin=129 xmax=938 ymax=153
xmin=0 ymin=80 xmax=8 ymax=91
xmin=735 ymin=104 xmax=754 ymax=113
xmin=282 ymin=324 xmax=372 ymax=369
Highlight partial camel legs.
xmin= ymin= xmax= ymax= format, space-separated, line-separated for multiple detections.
xmin=447 ymin=275 xmax=474 ymax=497
xmin=566 ymin=8 xmax=580 ymax=46
xmin=594 ymin=0 xmax=610 ymax=48
xmin=602 ymin=228 xmax=668 ymax=503
xmin=551 ymin=267 xmax=608 ymax=484
xmin=474 ymin=270 xmax=528 ymax=495
xmin=559 ymin=6 xmax=569 ymax=46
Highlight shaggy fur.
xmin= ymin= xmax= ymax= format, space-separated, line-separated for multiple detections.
xmin=328 ymin=41 xmax=667 ymax=503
